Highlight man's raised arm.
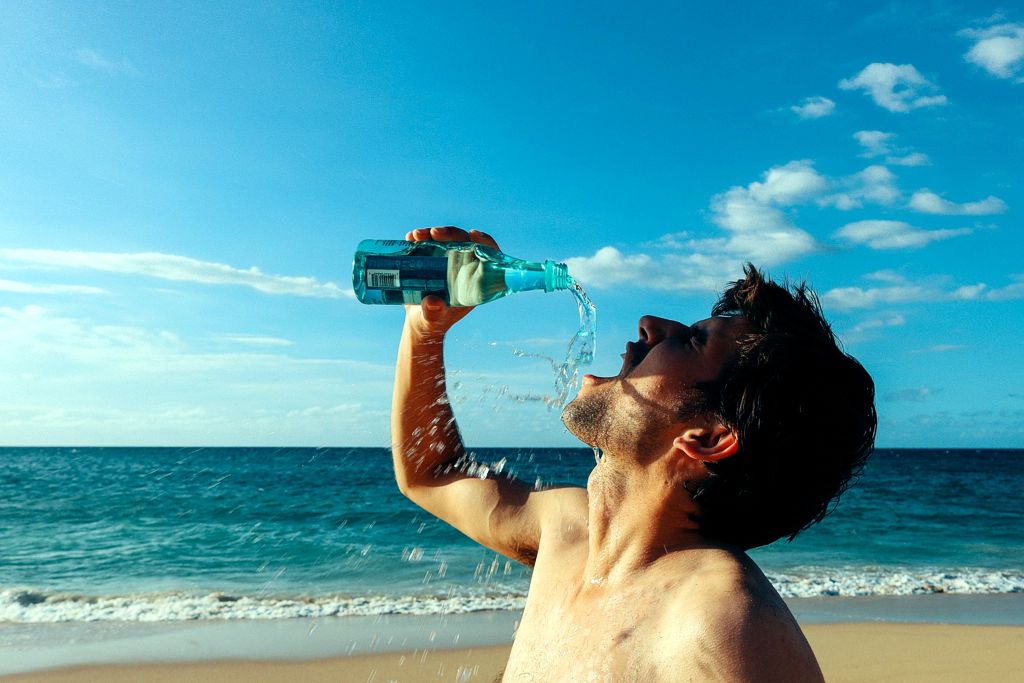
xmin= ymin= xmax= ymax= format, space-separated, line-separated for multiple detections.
xmin=390 ymin=226 xmax=584 ymax=566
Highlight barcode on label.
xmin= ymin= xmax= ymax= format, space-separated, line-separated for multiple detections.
xmin=368 ymin=269 xmax=401 ymax=288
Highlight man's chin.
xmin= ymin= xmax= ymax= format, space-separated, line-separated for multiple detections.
xmin=560 ymin=391 xmax=608 ymax=447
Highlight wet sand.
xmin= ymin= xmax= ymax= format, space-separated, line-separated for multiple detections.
xmin=6 ymin=623 xmax=1024 ymax=682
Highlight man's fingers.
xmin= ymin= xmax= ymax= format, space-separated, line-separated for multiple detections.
xmin=408 ymin=226 xmax=493 ymax=244
xmin=407 ymin=227 xmax=451 ymax=242
xmin=469 ymin=229 xmax=499 ymax=249
xmin=409 ymin=226 xmax=471 ymax=242
xmin=406 ymin=226 xmax=501 ymax=254
xmin=407 ymin=227 xmax=437 ymax=242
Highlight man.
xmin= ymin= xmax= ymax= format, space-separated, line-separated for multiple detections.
xmin=392 ymin=226 xmax=876 ymax=682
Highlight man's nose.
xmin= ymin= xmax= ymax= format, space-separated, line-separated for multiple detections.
xmin=638 ymin=315 xmax=688 ymax=345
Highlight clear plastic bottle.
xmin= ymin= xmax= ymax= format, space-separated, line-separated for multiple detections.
xmin=352 ymin=239 xmax=571 ymax=306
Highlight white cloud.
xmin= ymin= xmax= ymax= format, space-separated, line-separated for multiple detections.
xmin=911 ymin=344 xmax=967 ymax=354
xmin=854 ymin=130 xmax=895 ymax=157
xmin=908 ymin=189 xmax=1008 ymax=215
xmin=823 ymin=284 xmax=934 ymax=309
xmin=887 ymin=152 xmax=930 ymax=167
xmin=982 ymin=274 xmax=1024 ymax=301
xmin=836 ymin=220 xmax=972 ymax=249
xmin=853 ymin=165 xmax=900 ymax=204
xmin=839 ymin=63 xmax=948 ymax=112
xmin=853 ymin=131 xmax=930 ymax=166
xmin=0 ymin=278 xmax=105 ymax=295
xmin=864 ymin=269 xmax=908 ymax=284
xmin=562 ymin=246 xmax=652 ymax=287
xmin=215 ymin=334 xmax=294 ymax=347
xmin=791 ymin=96 xmax=836 ymax=119
xmin=0 ymin=249 xmax=353 ymax=299
xmin=75 ymin=48 xmax=137 ymax=75
xmin=565 ymin=246 xmax=731 ymax=293
xmin=566 ymin=161 xmax=822 ymax=291
xmin=709 ymin=191 xmax=819 ymax=263
xmin=884 ymin=387 xmax=937 ymax=402
xmin=953 ymin=283 xmax=987 ymax=300
xmin=844 ymin=313 xmax=906 ymax=342
xmin=820 ymin=165 xmax=901 ymax=210
xmin=855 ymin=313 xmax=906 ymax=330
xmin=746 ymin=160 xmax=829 ymax=205
xmin=961 ymin=23 xmax=1024 ymax=80
xmin=822 ymin=272 xmax=1024 ymax=309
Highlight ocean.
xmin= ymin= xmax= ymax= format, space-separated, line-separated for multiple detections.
xmin=2 ymin=447 xmax=1022 ymax=623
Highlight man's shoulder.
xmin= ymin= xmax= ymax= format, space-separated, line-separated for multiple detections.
xmin=666 ymin=548 xmax=794 ymax=630
xmin=654 ymin=550 xmax=824 ymax=682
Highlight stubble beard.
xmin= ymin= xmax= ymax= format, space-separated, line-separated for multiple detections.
xmin=561 ymin=390 xmax=612 ymax=448
xmin=561 ymin=384 xmax=669 ymax=464
xmin=562 ymin=382 xmax=713 ymax=461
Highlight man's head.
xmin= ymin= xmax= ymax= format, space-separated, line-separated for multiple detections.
xmin=562 ymin=264 xmax=876 ymax=550
xmin=689 ymin=265 xmax=876 ymax=549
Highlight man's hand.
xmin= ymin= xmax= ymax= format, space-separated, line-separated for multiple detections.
xmin=402 ymin=226 xmax=500 ymax=341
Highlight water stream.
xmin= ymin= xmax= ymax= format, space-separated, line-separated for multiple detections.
xmin=511 ymin=278 xmax=596 ymax=410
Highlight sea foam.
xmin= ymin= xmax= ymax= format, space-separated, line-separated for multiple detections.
xmin=0 ymin=588 xmax=527 ymax=623
xmin=767 ymin=567 xmax=1024 ymax=598
xmin=3 ymin=566 xmax=1023 ymax=623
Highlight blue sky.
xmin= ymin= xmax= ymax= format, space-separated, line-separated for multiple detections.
xmin=1 ymin=1 xmax=1021 ymax=447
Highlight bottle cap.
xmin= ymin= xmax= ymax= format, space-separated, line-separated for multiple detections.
xmin=544 ymin=261 xmax=571 ymax=292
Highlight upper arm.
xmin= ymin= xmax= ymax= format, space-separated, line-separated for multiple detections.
xmin=401 ymin=459 xmax=588 ymax=566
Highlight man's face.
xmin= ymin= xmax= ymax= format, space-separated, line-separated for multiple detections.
xmin=562 ymin=314 xmax=750 ymax=459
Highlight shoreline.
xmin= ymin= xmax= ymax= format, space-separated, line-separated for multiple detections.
xmin=4 ymin=624 xmax=1024 ymax=683
xmin=3 ymin=594 xmax=1024 ymax=679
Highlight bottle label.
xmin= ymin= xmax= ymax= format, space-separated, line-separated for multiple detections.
xmin=362 ymin=255 xmax=448 ymax=303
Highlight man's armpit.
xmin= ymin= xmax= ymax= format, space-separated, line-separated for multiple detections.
xmin=508 ymin=536 xmax=538 ymax=567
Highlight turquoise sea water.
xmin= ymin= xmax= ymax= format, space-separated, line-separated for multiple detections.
xmin=1 ymin=447 xmax=1021 ymax=622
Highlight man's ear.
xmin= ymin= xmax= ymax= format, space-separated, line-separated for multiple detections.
xmin=673 ymin=422 xmax=739 ymax=463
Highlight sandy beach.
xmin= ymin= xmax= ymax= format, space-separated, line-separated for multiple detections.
xmin=6 ymin=623 xmax=1023 ymax=682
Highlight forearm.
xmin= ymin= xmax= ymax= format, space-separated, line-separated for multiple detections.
xmin=391 ymin=320 xmax=465 ymax=494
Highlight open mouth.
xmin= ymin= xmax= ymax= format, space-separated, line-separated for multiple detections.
xmin=619 ymin=341 xmax=649 ymax=377
xmin=583 ymin=340 xmax=649 ymax=387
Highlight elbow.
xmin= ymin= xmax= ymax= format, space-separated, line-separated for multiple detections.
xmin=395 ymin=474 xmax=424 ymax=501
xmin=393 ymin=471 xmax=412 ymax=498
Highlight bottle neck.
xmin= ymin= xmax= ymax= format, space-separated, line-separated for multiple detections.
xmin=503 ymin=260 xmax=571 ymax=293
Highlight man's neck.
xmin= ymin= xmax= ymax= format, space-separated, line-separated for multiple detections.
xmin=582 ymin=454 xmax=707 ymax=587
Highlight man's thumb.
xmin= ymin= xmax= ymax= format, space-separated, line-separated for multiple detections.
xmin=420 ymin=295 xmax=447 ymax=322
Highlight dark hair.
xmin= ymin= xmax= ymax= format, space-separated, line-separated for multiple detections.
xmin=688 ymin=264 xmax=876 ymax=550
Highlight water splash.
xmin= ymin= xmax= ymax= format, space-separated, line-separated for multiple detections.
xmin=510 ymin=278 xmax=596 ymax=410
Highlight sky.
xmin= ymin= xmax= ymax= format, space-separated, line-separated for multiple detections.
xmin=0 ymin=1 xmax=1021 ymax=448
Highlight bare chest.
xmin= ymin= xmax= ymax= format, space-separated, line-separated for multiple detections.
xmin=503 ymin=571 xmax=667 ymax=682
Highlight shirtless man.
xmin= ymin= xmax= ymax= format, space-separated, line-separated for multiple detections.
xmin=391 ymin=227 xmax=876 ymax=682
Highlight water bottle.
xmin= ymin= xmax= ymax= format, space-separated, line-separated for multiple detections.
xmin=353 ymin=239 xmax=571 ymax=306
